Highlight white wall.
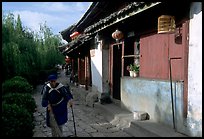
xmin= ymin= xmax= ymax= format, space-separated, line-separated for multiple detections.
xmin=187 ymin=2 xmax=202 ymax=137
xmin=90 ymin=42 xmax=103 ymax=93
xmin=121 ymin=78 xmax=184 ymax=130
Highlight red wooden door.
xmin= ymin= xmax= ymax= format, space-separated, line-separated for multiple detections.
xmin=140 ymin=34 xmax=169 ymax=80
xmin=140 ymin=29 xmax=186 ymax=81
xmin=78 ymin=58 xmax=85 ymax=85
xmin=140 ymin=22 xmax=189 ymax=117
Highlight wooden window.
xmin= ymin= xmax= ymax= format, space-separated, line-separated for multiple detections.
xmin=122 ymin=37 xmax=140 ymax=77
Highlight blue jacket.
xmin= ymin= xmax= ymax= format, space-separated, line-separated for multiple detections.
xmin=41 ymin=82 xmax=73 ymax=127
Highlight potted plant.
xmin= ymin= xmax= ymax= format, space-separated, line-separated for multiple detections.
xmin=127 ymin=64 xmax=140 ymax=77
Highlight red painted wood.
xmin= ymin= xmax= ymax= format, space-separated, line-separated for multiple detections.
xmin=140 ymin=30 xmax=185 ymax=81
xmin=140 ymin=33 xmax=169 ymax=80
xmin=78 ymin=58 xmax=85 ymax=85
xmin=168 ymin=26 xmax=184 ymax=81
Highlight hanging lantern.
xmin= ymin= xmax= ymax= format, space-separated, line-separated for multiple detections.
xmin=112 ymin=29 xmax=124 ymax=42
xmin=70 ymin=31 xmax=80 ymax=40
xmin=65 ymin=56 xmax=71 ymax=64
xmin=158 ymin=15 xmax=176 ymax=34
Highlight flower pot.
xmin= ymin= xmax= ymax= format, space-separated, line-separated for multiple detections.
xmin=129 ymin=71 xmax=134 ymax=77
xmin=133 ymin=71 xmax=139 ymax=77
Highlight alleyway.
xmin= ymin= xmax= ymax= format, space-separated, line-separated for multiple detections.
xmin=32 ymin=70 xmax=132 ymax=137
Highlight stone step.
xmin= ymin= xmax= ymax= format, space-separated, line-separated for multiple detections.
xmin=124 ymin=120 xmax=187 ymax=137
xmin=123 ymin=124 xmax=158 ymax=137
xmin=94 ymin=101 xmax=188 ymax=137
xmin=94 ymin=102 xmax=134 ymax=129
xmin=94 ymin=102 xmax=132 ymax=119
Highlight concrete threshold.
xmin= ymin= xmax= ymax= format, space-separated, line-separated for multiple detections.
xmin=94 ymin=102 xmax=135 ymax=129
xmin=94 ymin=101 xmax=188 ymax=137
xmin=125 ymin=120 xmax=188 ymax=137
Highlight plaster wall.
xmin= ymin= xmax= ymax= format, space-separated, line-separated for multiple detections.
xmin=186 ymin=2 xmax=202 ymax=137
xmin=90 ymin=43 xmax=103 ymax=93
xmin=121 ymin=77 xmax=184 ymax=130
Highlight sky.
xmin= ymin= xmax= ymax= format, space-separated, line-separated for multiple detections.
xmin=2 ymin=2 xmax=92 ymax=37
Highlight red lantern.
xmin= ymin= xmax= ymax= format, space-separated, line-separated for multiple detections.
xmin=65 ymin=56 xmax=71 ymax=64
xmin=70 ymin=31 xmax=80 ymax=40
xmin=112 ymin=29 xmax=124 ymax=41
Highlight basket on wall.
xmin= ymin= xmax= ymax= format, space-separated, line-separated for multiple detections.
xmin=158 ymin=15 xmax=176 ymax=34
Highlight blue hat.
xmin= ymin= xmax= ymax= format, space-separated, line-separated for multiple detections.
xmin=48 ymin=74 xmax=57 ymax=81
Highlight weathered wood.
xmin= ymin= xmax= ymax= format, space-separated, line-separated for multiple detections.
xmin=122 ymin=55 xmax=140 ymax=58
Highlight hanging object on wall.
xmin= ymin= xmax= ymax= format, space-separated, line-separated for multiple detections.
xmin=158 ymin=15 xmax=176 ymax=34
xmin=65 ymin=56 xmax=71 ymax=64
xmin=175 ymin=27 xmax=182 ymax=44
xmin=70 ymin=31 xmax=80 ymax=40
xmin=95 ymin=33 xmax=100 ymax=43
xmin=112 ymin=29 xmax=124 ymax=42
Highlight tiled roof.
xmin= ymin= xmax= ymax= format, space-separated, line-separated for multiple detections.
xmin=84 ymin=2 xmax=161 ymax=35
xmin=58 ymin=43 xmax=68 ymax=52
xmin=59 ymin=2 xmax=161 ymax=55
xmin=62 ymin=33 xmax=92 ymax=54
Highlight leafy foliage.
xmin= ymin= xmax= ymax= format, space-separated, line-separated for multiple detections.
xmin=2 ymin=12 xmax=64 ymax=85
xmin=130 ymin=64 xmax=140 ymax=72
xmin=2 ymin=76 xmax=33 ymax=95
xmin=2 ymin=103 xmax=34 ymax=136
xmin=127 ymin=64 xmax=140 ymax=72
xmin=2 ymin=11 xmax=66 ymax=137
xmin=2 ymin=93 xmax=37 ymax=113
xmin=9 ymin=75 xmax=28 ymax=82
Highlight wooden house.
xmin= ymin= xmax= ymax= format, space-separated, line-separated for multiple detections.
xmin=59 ymin=2 xmax=202 ymax=137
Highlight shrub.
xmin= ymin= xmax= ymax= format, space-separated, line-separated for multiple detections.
xmin=2 ymin=93 xmax=37 ymax=113
xmin=10 ymin=76 xmax=28 ymax=82
xmin=2 ymin=103 xmax=34 ymax=136
xmin=21 ymin=71 xmax=39 ymax=88
xmin=2 ymin=76 xmax=33 ymax=95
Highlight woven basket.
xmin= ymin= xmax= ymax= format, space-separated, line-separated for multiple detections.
xmin=158 ymin=15 xmax=176 ymax=34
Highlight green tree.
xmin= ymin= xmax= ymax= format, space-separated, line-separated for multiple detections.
xmin=2 ymin=12 xmax=64 ymax=85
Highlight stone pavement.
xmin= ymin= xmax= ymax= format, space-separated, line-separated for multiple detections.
xmin=32 ymin=70 xmax=188 ymax=137
xmin=32 ymin=71 xmax=132 ymax=137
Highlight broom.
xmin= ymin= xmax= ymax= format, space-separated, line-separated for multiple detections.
xmin=49 ymin=106 xmax=63 ymax=137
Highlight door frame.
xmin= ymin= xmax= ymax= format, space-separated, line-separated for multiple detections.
xmin=109 ymin=41 xmax=124 ymax=100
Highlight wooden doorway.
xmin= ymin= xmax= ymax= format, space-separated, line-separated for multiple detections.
xmin=110 ymin=42 xmax=123 ymax=100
